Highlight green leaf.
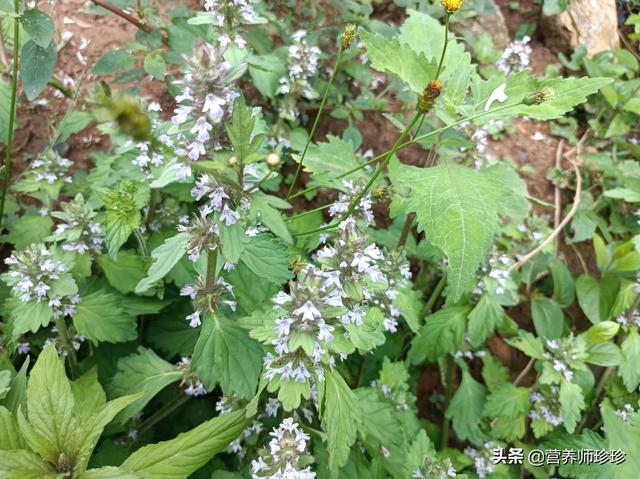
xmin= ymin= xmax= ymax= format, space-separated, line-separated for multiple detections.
xmin=240 ymin=235 xmax=292 ymax=285
xmin=24 ymin=345 xmax=75 ymax=462
xmin=219 ymin=222 xmax=245 ymax=264
xmin=72 ymin=291 xmax=137 ymax=344
xmin=619 ymin=330 xmax=640 ymax=392
xmin=559 ymin=379 xmax=585 ymax=433
xmin=409 ymin=305 xmax=469 ymax=363
xmin=601 ymin=402 xmax=640 ymax=478
xmin=0 ymin=79 xmax=16 ymax=144
xmin=446 ymin=365 xmax=487 ymax=444
xmin=120 ymin=409 xmax=248 ymax=479
xmin=484 ymin=383 xmax=530 ymax=419
xmin=550 ymin=260 xmax=575 ymax=307
xmin=359 ymin=28 xmax=437 ymax=93
xmin=81 ymin=467 xmax=139 ymax=479
xmin=531 ymin=296 xmax=565 ymax=339
xmin=0 ymin=406 xmax=23 ymax=450
xmin=21 ymin=9 xmax=54 ymax=48
xmin=97 ymin=250 xmax=147 ymax=294
xmin=506 ymin=331 xmax=545 ymax=359
xmin=93 ymin=50 xmax=134 ymax=75
xmin=517 ymin=77 xmax=613 ymax=120
xmin=295 ymin=136 xmax=364 ymax=184
xmin=225 ymin=95 xmax=259 ymax=163
xmin=20 ymin=40 xmax=57 ymax=101
xmin=576 ymin=274 xmax=619 ymax=323
xmin=322 ymin=370 xmax=362 ymax=477
xmin=542 ymin=430 xmax=613 ymax=479
xmin=584 ymin=321 xmax=619 ymax=344
xmin=107 ymin=347 xmax=182 ymax=423
xmin=396 ymin=163 xmax=525 ymax=301
xmin=143 ymin=52 xmax=166 ymax=79
xmin=468 ymin=294 xmax=503 ymax=346
xmin=101 ymin=181 xmax=150 ymax=258
xmin=397 ymin=10 xmax=473 ymax=109
xmin=135 ymin=232 xmax=189 ymax=293
xmin=252 ymin=194 xmax=292 ymax=244
xmin=0 ymin=449 xmax=57 ymax=478
xmin=192 ymin=315 xmax=263 ymax=399
xmin=9 ymin=300 xmax=53 ymax=338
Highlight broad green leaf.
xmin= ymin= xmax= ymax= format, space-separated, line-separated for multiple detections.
xmin=120 ymin=409 xmax=248 ymax=479
xmin=192 ymin=315 xmax=263 ymax=399
xmin=584 ymin=321 xmax=619 ymax=344
xmin=468 ymin=294 xmax=503 ymax=346
xmin=0 ymin=79 xmax=16 ymax=144
xmin=97 ymin=250 xmax=147 ymax=294
xmin=1 ymin=358 xmax=29 ymax=413
xmin=101 ymin=181 xmax=150 ymax=258
xmin=484 ymin=383 xmax=530 ymax=419
xmin=143 ymin=52 xmax=166 ymax=79
xmin=359 ymin=28 xmax=437 ymax=93
xmin=481 ymin=354 xmax=510 ymax=391
xmin=81 ymin=467 xmax=139 ymax=479
xmin=252 ymin=194 xmax=292 ymax=244
xmin=517 ymin=77 xmax=613 ymax=120
xmin=409 ymin=305 xmax=469 ymax=363
xmin=225 ymin=95 xmax=260 ymax=162
xmin=322 ymin=370 xmax=362 ymax=477
xmin=240 ymin=235 xmax=292 ymax=284
xmin=294 ymin=136 xmax=364 ymax=184
xmin=559 ymin=379 xmax=585 ymax=433
xmin=9 ymin=299 xmax=53 ymax=338
xmin=107 ymin=347 xmax=182 ymax=423
xmin=506 ymin=331 xmax=545 ymax=359
xmin=576 ymin=274 xmax=619 ymax=323
xmin=531 ymin=296 xmax=565 ymax=339
xmin=550 ymin=260 xmax=575 ymax=307
xmin=0 ymin=406 xmax=23 ymax=450
xmin=93 ymin=50 xmax=134 ymax=75
xmin=7 ymin=214 xmax=53 ymax=249
xmin=619 ymin=330 xmax=640 ymax=392
xmin=397 ymin=10 xmax=473 ymax=109
xmin=21 ymin=9 xmax=54 ymax=48
xmin=135 ymin=232 xmax=189 ymax=293
xmin=542 ymin=430 xmax=613 ymax=479
xmin=72 ymin=291 xmax=137 ymax=344
xmin=219 ymin=222 xmax=245 ymax=264
xmin=20 ymin=40 xmax=57 ymax=101
xmin=24 ymin=345 xmax=75 ymax=462
xmin=602 ymin=403 xmax=640 ymax=478
xmin=445 ymin=365 xmax=487 ymax=444
xmin=71 ymin=368 xmax=106 ymax=421
xmin=396 ymin=163 xmax=525 ymax=301
xmin=0 ymin=449 xmax=57 ymax=478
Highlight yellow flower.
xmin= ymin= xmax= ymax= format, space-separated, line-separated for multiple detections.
xmin=441 ymin=0 xmax=464 ymax=13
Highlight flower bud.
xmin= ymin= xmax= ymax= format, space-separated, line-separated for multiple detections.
xmin=441 ymin=0 xmax=464 ymax=13
xmin=525 ymin=86 xmax=555 ymax=105
xmin=228 ymin=155 xmax=238 ymax=165
xmin=109 ymin=96 xmax=151 ymax=141
xmin=341 ymin=24 xmax=357 ymax=49
xmin=417 ymin=80 xmax=443 ymax=112
xmin=266 ymin=153 xmax=281 ymax=167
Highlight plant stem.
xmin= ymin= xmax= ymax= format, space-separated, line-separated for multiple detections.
xmin=133 ymin=228 xmax=149 ymax=257
xmin=0 ymin=0 xmax=20 ymax=233
xmin=286 ymin=44 xmax=344 ymax=200
xmin=89 ymin=0 xmax=153 ymax=32
xmin=206 ymin=250 xmax=217 ymax=290
xmin=286 ymin=202 xmax=332 ymax=222
xmin=440 ymin=356 xmax=456 ymax=449
xmin=424 ymin=273 xmax=447 ymax=314
xmin=435 ymin=14 xmax=450 ymax=80
xmin=55 ymin=317 xmax=78 ymax=378
xmin=294 ymin=113 xmax=423 ymax=236
xmin=137 ymin=394 xmax=190 ymax=437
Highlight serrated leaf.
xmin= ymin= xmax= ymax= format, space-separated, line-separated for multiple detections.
xmin=559 ymin=379 xmax=585 ymax=433
xmin=542 ymin=430 xmax=613 ymax=479
xmin=93 ymin=50 xmax=134 ymax=75
xmin=484 ymin=383 xmax=530 ymax=419
xmin=468 ymin=294 xmax=503 ymax=346
xmin=396 ymin=163 xmax=525 ymax=301
xmin=24 ymin=345 xmax=75 ymax=463
xmin=0 ymin=449 xmax=57 ymax=478
xmin=225 ymin=95 xmax=258 ymax=162
xmin=80 ymin=467 xmax=139 ymax=479
xmin=8 ymin=215 xmax=53 ymax=250
xmin=72 ymin=291 xmax=137 ymax=344
xmin=619 ymin=330 xmax=640 ymax=392
xmin=143 ymin=52 xmax=165 ymax=79
xmin=322 ymin=371 xmax=362 ymax=477
xmin=601 ymin=403 xmax=640 ymax=478
xmin=445 ymin=366 xmax=487 ymax=444
xmin=359 ymin=28 xmax=437 ymax=93
xmin=409 ymin=305 xmax=469 ymax=363
xmin=97 ymin=250 xmax=147 ymax=294
xmin=135 ymin=232 xmax=189 ymax=293
xmin=9 ymin=299 xmax=53 ymax=338
xmin=120 ymin=410 xmax=248 ymax=479
xmin=295 ymin=136 xmax=364 ymax=184
xmin=0 ymin=79 xmax=16 ymax=144
xmin=240 ymin=235 xmax=292 ymax=285
xmin=192 ymin=315 xmax=263 ymax=399
xmin=531 ymin=296 xmax=565 ymax=339
xmin=107 ymin=347 xmax=182 ymax=424
xmin=20 ymin=40 xmax=57 ymax=101
xmin=0 ymin=406 xmax=23 ymax=450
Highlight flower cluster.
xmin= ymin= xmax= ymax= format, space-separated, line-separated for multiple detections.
xmin=370 ymin=358 xmax=414 ymax=411
xmin=2 ymin=245 xmax=71 ymax=303
xmin=543 ymin=336 xmax=586 ymax=382
xmin=172 ymin=42 xmax=243 ymax=178
xmin=529 ymin=387 xmax=564 ymax=430
xmin=614 ymin=403 xmax=637 ymax=423
xmin=28 ymin=148 xmax=73 ymax=185
xmin=277 ymin=30 xmax=321 ymax=120
xmin=204 ymin=0 xmax=260 ymax=48
xmin=51 ymin=194 xmax=104 ymax=255
xmin=616 ymin=310 xmax=640 ymax=327
xmin=191 ymin=172 xmax=253 ymax=226
xmin=177 ymin=214 xmax=221 ymax=262
xmin=473 ymin=253 xmax=515 ymax=297
xmin=464 ymin=442 xmax=498 ymax=478
xmin=176 ymin=357 xmax=207 ymax=396
xmin=44 ymin=327 xmax=85 ymax=357
xmin=180 ymin=276 xmax=236 ymax=328
xmin=412 ymin=456 xmax=457 ymax=478
xmin=326 ymin=180 xmax=375 ymax=231
xmin=497 ymin=36 xmax=532 ymax=75
xmin=251 ymin=418 xmax=315 ymax=479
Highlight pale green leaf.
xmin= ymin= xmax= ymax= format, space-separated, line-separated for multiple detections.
xmin=0 ymin=406 xmax=23 ymax=450
xmin=0 ymin=449 xmax=58 ymax=478
xmin=7 ymin=215 xmax=53 ymax=249
xmin=240 ymin=235 xmax=292 ymax=284
xmin=81 ymin=467 xmax=139 ymax=479
xmin=602 ymin=403 xmax=640 ymax=478
xmin=559 ymin=379 xmax=585 ymax=433
xmin=531 ymin=296 xmax=565 ymax=339
xmin=619 ymin=330 xmax=640 ymax=392
xmin=445 ymin=366 xmax=487 ymax=444
xmin=120 ymin=410 xmax=248 ymax=479
xmin=484 ymin=383 xmax=530 ymax=419
xmin=21 ymin=9 xmax=54 ymax=48
xmin=135 ymin=232 xmax=189 ymax=293
xmin=97 ymin=250 xmax=147 ymax=294
xmin=409 ymin=305 xmax=469 ymax=363
xmin=72 ymin=291 xmax=137 ymax=344
xmin=9 ymin=299 xmax=53 ymax=338
xmin=20 ymin=40 xmax=57 ymax=101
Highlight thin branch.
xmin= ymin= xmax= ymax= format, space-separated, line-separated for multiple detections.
xmin=89 ymin=0 xmax=153 ymax=33
xmin=509 ymin=151 xmax=583 ymax=273
xmin=513 ymin=358 xmax=535 ymax=387
xmin=553 ymin=140 xmax=565 ymax=249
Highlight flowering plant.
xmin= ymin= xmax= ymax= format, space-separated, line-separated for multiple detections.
xmin=0 ymin=0 xmax=638 ymax=478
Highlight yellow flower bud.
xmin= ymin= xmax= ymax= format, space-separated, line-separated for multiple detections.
xmin=266 ymin=153 xmax=281 ymax=167
xmin=441 ymin=0 xmax=464 ymax=13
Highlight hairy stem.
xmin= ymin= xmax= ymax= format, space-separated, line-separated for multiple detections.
xmin=287 ymin=44 xmax=344 ymax=200
xmin=440 ymin=356 xmax=456 ymax=449
xmin=0 ymin=0 xmax=20 ymax=233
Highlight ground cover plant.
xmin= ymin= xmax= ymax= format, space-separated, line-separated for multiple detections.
xmin=0 ymin=0 xmax=639 ymax=477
